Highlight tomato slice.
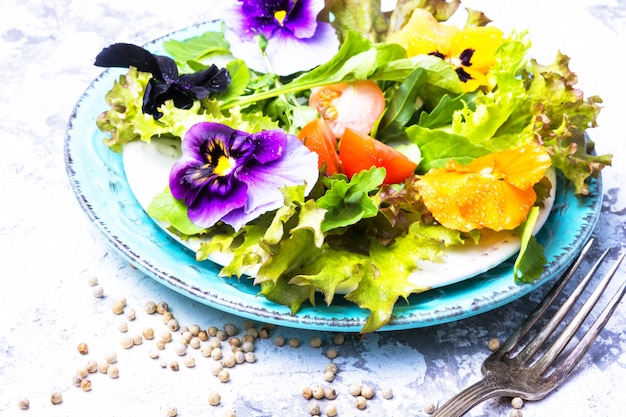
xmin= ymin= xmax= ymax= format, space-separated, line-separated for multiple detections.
xmin=297 ymin=118 xmax=342 ymax=176
xmin=309 ymin=80 xmax=385 ymax=138
xmin=339 ymin=128 xmax=418 ymax=185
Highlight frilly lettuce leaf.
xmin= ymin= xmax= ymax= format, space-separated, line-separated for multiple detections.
xmin=346 ymin=222 xmax=462 ymax=332
xmin=317 ymin=167 xmax=386 ymax=232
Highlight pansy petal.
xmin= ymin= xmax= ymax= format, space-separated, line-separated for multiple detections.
xmin=238 ymin=135 xmax=318 ymax=215
xmin=187 ymin=179 xmax=248 ymax=228
xmin=249 ymin=130 xmax=287 ymax=163
xmin=285 ymin=0 xmax=324 ymax=39
xmin=264 ymin=22 xmax=339 ymax=75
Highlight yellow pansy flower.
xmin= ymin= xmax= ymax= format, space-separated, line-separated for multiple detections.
xmin=387 ymin=9 xmax=504 ymax=92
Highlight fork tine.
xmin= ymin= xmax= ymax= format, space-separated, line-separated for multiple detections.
xmin=513 ymin=246 xmax=610 ymax=364
xmin=548 ymin=256 xmax=626 ymax=384
xmin=532 ymin=252 xmax=625 ymax=374
xmin=501 ymin=239 xmax=596 ymax=355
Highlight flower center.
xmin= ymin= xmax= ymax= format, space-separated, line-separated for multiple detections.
xmin=215 ymin=155 xmax=236 ymax=176
xmin=274 ymin=9 xmax=287 ymax=26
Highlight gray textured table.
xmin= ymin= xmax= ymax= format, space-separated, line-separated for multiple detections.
xmin=2 ymin=0 xmax=625 ymax=416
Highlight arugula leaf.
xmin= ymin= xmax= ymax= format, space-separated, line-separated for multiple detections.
xmin=418 ymin=93 xmax=475 ymax=129
xmin=377 ymin=67 xmax=427 ymax=141
xmin=317 ymin=168 xmax=386 ymax=232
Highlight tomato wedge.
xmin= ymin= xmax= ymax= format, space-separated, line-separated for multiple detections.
xmin=297 ymin=118 xmax=342 ymax=175
xmin=339 ymin=128 xmax=418 ymax=185
xmin=309 ymin=80 xmax=385 ymax=138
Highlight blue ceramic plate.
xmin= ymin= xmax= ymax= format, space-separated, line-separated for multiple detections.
xmin=64 ymin=22 xmax=602 ymax=331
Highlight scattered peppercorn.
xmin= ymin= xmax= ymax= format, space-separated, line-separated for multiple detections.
xmin=324 ymin=387 xmax=337 ymax=400
xmin=81 ymin=379 xmax=92 ymax=391
xmin=312 ymin=386 xmax=325 ymax=400
xmin=488 ymin=337 xmax=500 ymax=351
xmin=355 ymin=395 xmax=367 ymax=410
xmin=325 ymin=404 xmax=338 ymax=417
xmin=18 ymin=397 xmax=29 ymax=410
xmin=144 ymin=301 xmax=157 ymax=314
xmin=50 ymin=391 xmax=63 ymax=405
xmin=289 ymin=337 xmax=300 ymax=348
xmin=274 ymin=335 xmax=286 ymax=346
xmin=348 ymin=384 xmax=362 ymax=396
xmin=92 ymin=285 xmax=104 ymax=298
xmin=224 ymin=323 xmax=238 ymax=336
xmin=208 ymin=391 xmax=221 ymax=406
xmin=511 ymin=397 xmax=524 ymax=409
xmin=332 ymin=333 xmax=345 ymax=345
xmin=324 ymin=370 xmax=335 ymax=382
xmin=107 ymin=365 xmax=120 ymax=378
xmin=361 ymin=385 xmax=374 ymax=399
xmin=309 ymin=336 xmax=323 ymax=348
xmin=77 ymin=342 xmax=89 ymax=355
xmin=326 ymin=347 xmax=338 ymax=359
xmin=156 ymin=301 xmax=169 ymax=314
xmin=217 ymin=369 xmax=230 ymax=383
xmin=170 ymin=361 xmax=180 ymax=371
xmin=104 ymin=350 xmax=117 ymax=363
xmin=381 ymin=386 xmax=393 ymax=399
xmin=302 ymin=386 xmax=313 ymax=400
xmin=86 ymin=275 xmax=99 ymax=286
xmin=166 ymin=405 xmax=178 ymax=416
xmin=308 ymin=402 xmax=321 ymax=416
xmin=111 ymin=300 xmax=125 ymax=315
xmin=423 ymin=402 xmax=436 ymax=414
xmin=183 ymin=355 xmax=195 ymax=368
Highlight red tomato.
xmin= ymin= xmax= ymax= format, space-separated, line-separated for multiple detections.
xmin=309 ymin=80 xmax=385 ymax=138
xmin=339 ymin=128 xmax=418 ymax=185
xmin=297 ymin=118 xmax=342 ymax=176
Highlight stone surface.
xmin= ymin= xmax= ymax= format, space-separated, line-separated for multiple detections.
xmin=1 ymin=0 xmax=625 ymax=416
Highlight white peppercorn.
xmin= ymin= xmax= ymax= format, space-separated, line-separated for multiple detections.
xmin=332 ymin=333 xmax=345 ymax=345
xmin=86 ymin=359 xmax=98 ymax=373
xmin=167 ymin=319 xmax=179 ymax=332
xmin=511 ymin=397 xmax=524 ymax=409
xmin=308 ymin=402 xmax=321 ymax=415
xmin=104 ymin=350 xmax=117 ymax=363
xmin=381 ymin=386 xmax=393 ymax=399
xmin=244 ymin=352 xmax=256 ymax=363
xmin=76 ymin=364 xmax=89 ymax=378
xmin=132 ymin=333 xmax=143 ymax=345
xmin=325 ymin=363 xmax=338 ymax=375
xmin=289 ymin=337 xmax=300 ymax=348
xmin=18 ymin=396 xmax=30 ymax=410
xmin=87 ymin=274 xmax=99 ymax=286
xmin=198 ymin=330 xmax=209 ymax=341
xmin=224 ymin=323 xmax=238 ymax=336
xmin=348 ymin=383 xmax=361 ymax=396
xmin=309 ymin=336 xmax=323 ymax=348
xmin=167 ymin=405 xmax=178 ymax=417
xmin=216 ymin=329 xmax=228 ymax=341
xmin=211 ymin=347 xmax=223 ymax=361
xmin=72 ymin=375 xmax=82 ymax=386
xmin=184 ymin=355 xmax=195 ymax=368
xmin=156 ymin=301 xmax=168 ymax=314
xmin=156 ymin=339 xmax=167 ymax=350
xmin=423 ymin=402 xmax=436 ymax=414
xmin=81 ymin=379 xmax=92 ymax=392
xmin=201 ymin=344 xmax=213 ymax=357
xmin=209 ymin=361 xmax=223 ymax=376
xmin=355 ymin=395 xmax=367 ymax=409
xmin=112 ymin=300 xmax=125 ymax=315
xmin=488 ymin=337 xmax=500 ymax=351
xmin=222 ymin=408 xmax=236 ymax=417
xmin=274 ymin=335 xmax=286 ymax=346
xmin=326 ymin=347 xmax=338 ymax=359
xmin=77 ymin=342 xmax=89 ymax=355
xmin=107 ymin=365 xmax=120 ymax=378
xmin=234 ymin=351 xmax=245 ymax=364
xmin=324 ymin=387 xmax=337 ymax=400
xmin=170 ymin=361 xmax=179 ymax=371
xmin=144 ymin=301 xmax=157 ymax=314
xmin=161 ymin=311 xmax=174 ymax=324
xmin=143 ymin=327 xmax=155 ymax=340
xmin=125 ymin=308 xmax=136 ymax=321
xmin=149 ymin=349 xmax=160 ymax=359
xmin=361 ymin=385 xmax=374 ymax=399
xmin=92 ymin=285 xmax=104 ymax=298
xmin=302 ymin=386 xmax=313 ymax=400
xmin=50 ymin=391 xmax=63 ymax=405
xmin=222 ymin=355 xmax=236 ymax=368
xmin=208 ymin=391 xmax=221 ymax=406
xmin=324 ymin=370 xmax=335 ymax=382
xmin=217 ymin=369 xmax=230 ymax=382
xmin=189 ymin=338 xmax=201 ymax=349
xmin=312 ymin=386 xmax=325 ymax=400
xmin=118 ymin=321 xmax=129 ymax=333
xmin=174 ymin=343 xmax=187 ymax=356
xmin=161 ymin=330 xmax=173 ymax=343
xmin=325 ymin=404 xmax=338 ymax=417
xmin=98 ymin=361 xmax=110 ymax=373
xmin=188 ymin=324 xmax=200 ymax=336
xmin=207 ymin=325 xmax=218 ymax=336
xmin=241 ymin=340 xmax=254 ymax=353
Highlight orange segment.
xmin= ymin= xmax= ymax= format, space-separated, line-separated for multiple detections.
xmin=416 ymin=144 xmax=551 ymax=232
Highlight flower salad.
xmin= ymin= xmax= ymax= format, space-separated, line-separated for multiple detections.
xmin=94 ymin=0 xmax=611 ymax=332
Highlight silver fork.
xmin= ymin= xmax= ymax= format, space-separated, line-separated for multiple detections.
xmin=432 ymin=239 xmax=626 ymax=417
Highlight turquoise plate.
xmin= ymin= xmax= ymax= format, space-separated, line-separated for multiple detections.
xmin=64 ymin=22 xmax=602 ymax=332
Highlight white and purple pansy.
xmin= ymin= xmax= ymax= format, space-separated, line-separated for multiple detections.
xmin=169 ymin=122 xmax=319 ymax=231
xmin=223 ymin=0 xmax=339 ymax=75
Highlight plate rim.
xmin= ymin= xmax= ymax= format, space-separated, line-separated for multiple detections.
xmin=63 ymin=21 xmax=603 ymax=332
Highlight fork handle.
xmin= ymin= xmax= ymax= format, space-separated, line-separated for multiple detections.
xmin=432 ymin=377 xmax=506 ymax=417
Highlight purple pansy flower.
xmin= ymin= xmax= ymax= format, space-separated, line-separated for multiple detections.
xmin=223 ymin=0 xmax=339 ymax=75
xmin=170 ymin=122 xmax=319 ymax=231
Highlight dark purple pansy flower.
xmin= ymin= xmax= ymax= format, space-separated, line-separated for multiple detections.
xmin=94 ymin=43 xmax=230 ymax=118
xmin=169 ymin=122 xmax=318 ymax=231
xmin=223 ymin=0 xmax=339 ymax=75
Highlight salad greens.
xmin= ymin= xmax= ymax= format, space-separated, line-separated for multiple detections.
xmin=95 ymin=1 xmax=611 ymax=331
